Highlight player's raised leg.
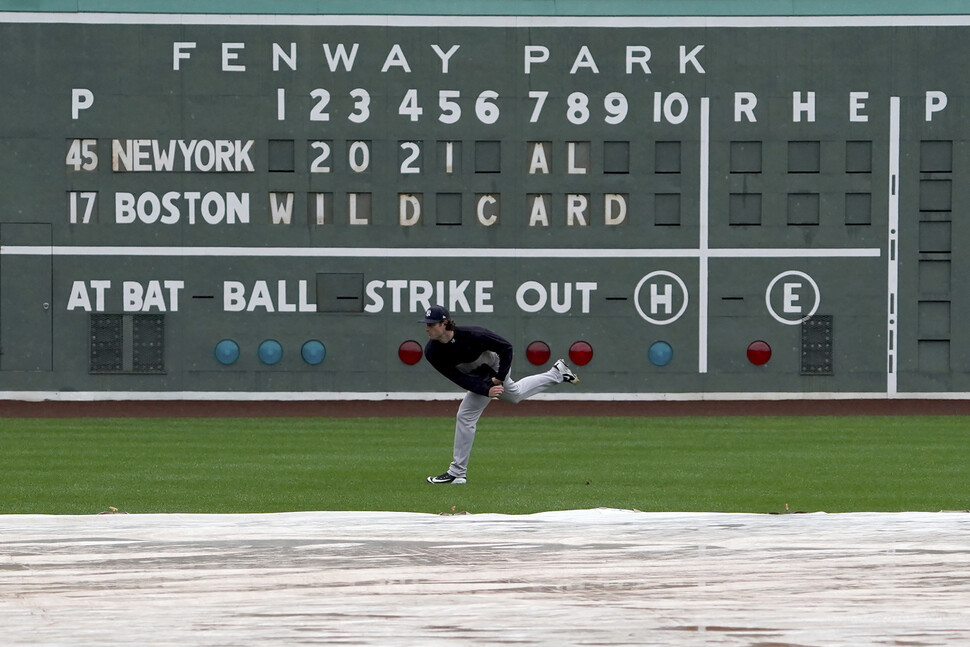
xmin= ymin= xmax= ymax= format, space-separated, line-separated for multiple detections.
xmin=501 ymin=359 xmax=579 ymax=403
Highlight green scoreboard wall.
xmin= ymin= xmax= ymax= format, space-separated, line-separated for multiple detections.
xmin=0 ymin=6 xmax=968 ymax=400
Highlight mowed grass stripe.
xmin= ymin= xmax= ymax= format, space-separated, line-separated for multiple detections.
xmin=1 ymin=416 xmax=967 ymax=515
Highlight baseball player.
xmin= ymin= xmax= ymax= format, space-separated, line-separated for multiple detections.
xmin=420 ymin=305 xmax=579 ymax=484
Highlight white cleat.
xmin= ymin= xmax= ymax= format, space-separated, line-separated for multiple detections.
xmin=553 ymin=359 xmax=579 ymax=384
xmin=427 ymin=472 xmax=466 ymax=484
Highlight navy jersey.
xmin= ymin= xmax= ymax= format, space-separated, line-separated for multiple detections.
xmin=424 ymin=326 xmax=514 ymax=396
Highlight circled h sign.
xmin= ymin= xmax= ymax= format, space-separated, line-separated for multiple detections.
xmin=765 ymin=270 xmax=820 ymax=325
xmin=634 ymin=271 xmax=689 ymax=325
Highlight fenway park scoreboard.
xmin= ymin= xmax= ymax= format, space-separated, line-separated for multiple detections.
xmin=1 ymin=6 xmax=968 ymax=400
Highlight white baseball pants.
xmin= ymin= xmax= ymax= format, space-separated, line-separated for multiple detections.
xmin=447 ymin=366 xmax=562 ymax=478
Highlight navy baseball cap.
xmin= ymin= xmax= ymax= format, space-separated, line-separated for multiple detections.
xmin=419 ymin=305 xmax=450 ymax=323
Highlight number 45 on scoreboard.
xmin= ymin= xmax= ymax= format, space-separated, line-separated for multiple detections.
xmin=66 ymin=138 xmax=98 ymax=171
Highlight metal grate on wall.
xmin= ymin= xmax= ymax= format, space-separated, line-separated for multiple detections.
xmin=800 ymin=315 xmax=833 ymax=376
xmin=90 ymin=314 xmax=165 ymax=374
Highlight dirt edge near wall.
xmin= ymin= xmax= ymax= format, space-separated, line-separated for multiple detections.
xmin=3 ymin=399 xmax=970 ymax=418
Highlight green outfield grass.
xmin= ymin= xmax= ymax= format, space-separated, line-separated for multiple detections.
xmin=1 ymin=415 xmax=967 ymax=515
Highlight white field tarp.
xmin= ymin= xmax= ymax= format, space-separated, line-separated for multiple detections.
xmin=2 ymin=509 xmax=969 ymax=645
